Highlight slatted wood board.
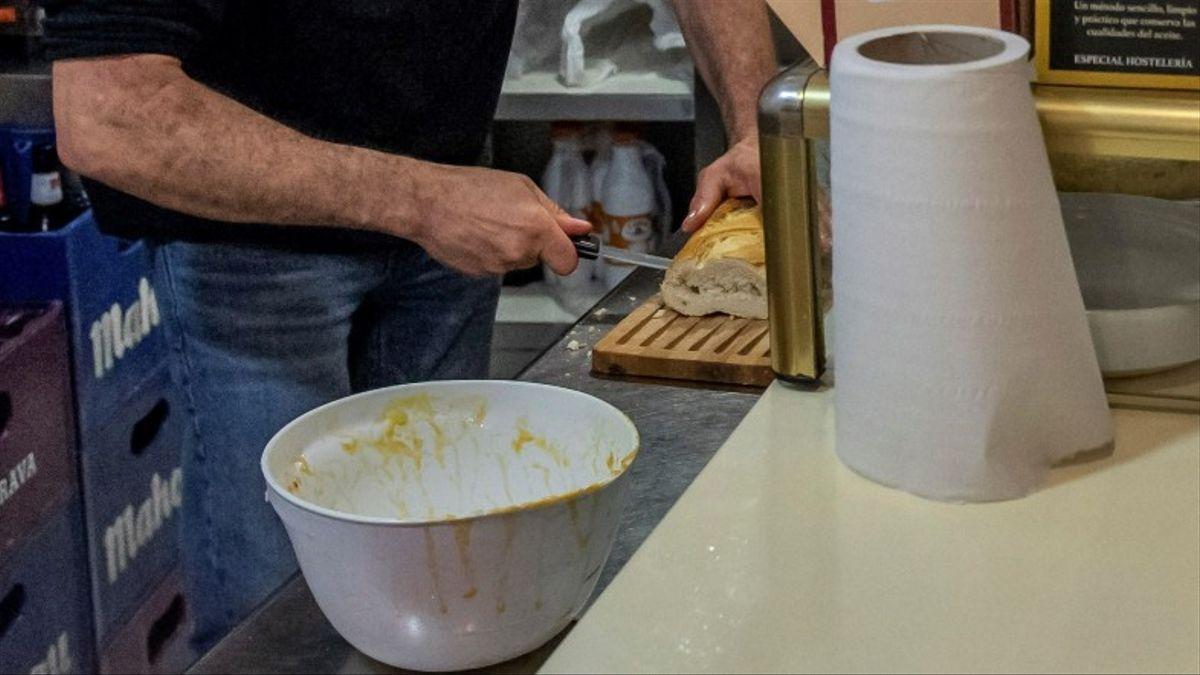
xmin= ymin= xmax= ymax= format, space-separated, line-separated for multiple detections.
xmin=591 ymin=295 xmax=774 ymax=387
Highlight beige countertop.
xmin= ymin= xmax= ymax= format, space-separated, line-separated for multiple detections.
xmin=540 ymin=383 xmax=1200 ymax=674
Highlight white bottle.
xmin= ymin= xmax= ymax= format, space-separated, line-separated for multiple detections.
xmin=600 ymin=130 xmax=657 ymax=288
xmin=588 ymin=128 xmax=612 ymax=284
xmin=540 ymin=122 xmax=594 ymax=291
xmin=589 ymin=127 xmax=612 ymax=229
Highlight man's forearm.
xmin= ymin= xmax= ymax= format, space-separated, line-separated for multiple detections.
xmin=672 ymin=0 xmax=776 ymax=144
xmin=53 ymin=55 xmax=421 ymax=235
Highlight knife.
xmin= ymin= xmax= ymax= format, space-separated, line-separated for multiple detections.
xmin=573 ymin=235 xmax=672 ymax=271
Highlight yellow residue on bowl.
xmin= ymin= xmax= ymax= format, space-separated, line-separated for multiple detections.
xmin=423 ymin=529 xmax=449 ymax=614
xmin=295 ymin=456 xmax=314 ymax=475
xmin=369 ymin=394 xmax=489 ymax=471
xmin=286 ymin=393 xmax=497 ymax=513
xmin=530 ymin=463 xmax=552 ymax=490
xmin=496 ymin=455 xmax=515 ymax=502
xmin=620 ymin=451 xmax=635 ymax=472
xmin=372 ymin=396 xmax=435 ymax=470
xmin=511 ymin=426 xmax=539 ymax=454
xmin=453 ymin=521 xmax=478 ymax=600
xmin=511 ymin=419 xmax=568 ymax=467
xmin=566 ymin=500 xmax=593 ymax=550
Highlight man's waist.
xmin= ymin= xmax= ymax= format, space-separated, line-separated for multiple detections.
xmin=85 ymin=179 xmax=410 ymax=254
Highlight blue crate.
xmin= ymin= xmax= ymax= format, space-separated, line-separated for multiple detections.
xmin=80 ymin=363 xmax=185 ymax=645
xmin=1 ymin=127 xmax=55 ymax=225
xmin=0 ymin=496 xmax=97 ymax=675
xmin=0 ymin=209 xmax=169 ymax=433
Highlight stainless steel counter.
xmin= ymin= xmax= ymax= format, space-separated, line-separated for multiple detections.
xmin=189 ymin=267 xmax=764 ymax=674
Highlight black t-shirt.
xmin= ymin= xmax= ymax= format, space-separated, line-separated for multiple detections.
xmin=42 ymin=0 xmax=518 ymax=248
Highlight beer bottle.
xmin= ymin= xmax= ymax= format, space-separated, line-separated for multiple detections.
xmin=0 ymin=164 xmax=14 ymax=231
xmin=26 ymin=143 xmax=67 ymax=232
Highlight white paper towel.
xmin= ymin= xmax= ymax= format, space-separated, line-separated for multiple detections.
xmin=829 ymin=25 xmax=1114 ymax=502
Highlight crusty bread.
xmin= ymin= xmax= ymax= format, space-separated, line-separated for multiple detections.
xmin=660 ymin=198 xmax=768 ymax=320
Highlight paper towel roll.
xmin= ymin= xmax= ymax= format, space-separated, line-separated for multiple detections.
xmin=830 ymin=25 xmax=1113 ymax=502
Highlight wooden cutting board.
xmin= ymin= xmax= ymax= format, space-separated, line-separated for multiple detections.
xmin=591 ymin=295 xmax=774 ymax=387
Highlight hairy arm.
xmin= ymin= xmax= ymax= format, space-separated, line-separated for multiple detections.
xmin=53 ymin=55 xmax=589 ymax=274
xmin=671 ymin=0 xmax=777 ymax=231
xmin=54 ymin=55 xmax=412 ymax=233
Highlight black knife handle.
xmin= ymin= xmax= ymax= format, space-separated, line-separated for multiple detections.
xmin=572 ymin=234 xmax=601 ymax=261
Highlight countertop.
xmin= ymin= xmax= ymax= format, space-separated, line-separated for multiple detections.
xmin=189 ymin=267 xmax=764 ymax=674
xmin=539 ymin=383 xmax=1200 ymax=674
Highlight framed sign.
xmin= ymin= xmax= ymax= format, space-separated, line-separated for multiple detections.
xmin=1036 ymin=0 xmax=1200 ymax=90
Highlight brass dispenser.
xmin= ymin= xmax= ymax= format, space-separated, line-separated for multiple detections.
xmin=758 ymin=63 xmax=830 ymax=386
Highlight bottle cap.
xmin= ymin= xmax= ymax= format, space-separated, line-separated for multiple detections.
xmin=611 ymin=122 xmax=644 ymax=144
xmin=550 ymin=121 xmax=586 ymax=139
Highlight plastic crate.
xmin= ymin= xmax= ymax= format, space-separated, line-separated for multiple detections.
xmin=0 ymin=496 xmax=97 ymax=675
xmin=98 ymin=567 xmax=196 ymax=675
xmin=80 ymin=363 xmax=185 ymax=645
xmin=0 ymin=302 xmax=78 ymax=565
xmin=0 ymin=209 xmax=169 ymax=434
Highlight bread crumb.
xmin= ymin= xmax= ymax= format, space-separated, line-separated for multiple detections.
xmin=593 ymin=308 xmax=609 ymax=318
xmin=627 ymin=296 xmax=637 ymax=302
xmin=566 ymin=339 xmax=584 ymax=351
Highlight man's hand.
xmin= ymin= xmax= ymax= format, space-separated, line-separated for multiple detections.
xmin=672 ymin=0 xmax=774 ymax=234
xmin=405 ymin=165 xmax=593 ymax=277
xmin=681 ymin=137 xmax=761 ymax=233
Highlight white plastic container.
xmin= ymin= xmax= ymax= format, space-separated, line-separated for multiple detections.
xmin=600 ymin=130 xmax=657 ymax=288
xmin=588 ymin=128 xmax=613 ymax=283
xmin=261 ymin=380 xmax=639 ymax=672
xmin=588 ymin=128 xmax=612 ymax=230
xmin=542 ymin=124 xmax=591 ymax=220
xmin=541 ymin=123 xmax=594 ymax=290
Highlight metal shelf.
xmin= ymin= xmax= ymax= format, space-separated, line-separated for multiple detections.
xmin=4 ymin=65 xmax=698 ymax=126
xmin=0 ymin=66 xmax=51 ymax=126
xmin=496 ymin=69 xmax=694 ymax=122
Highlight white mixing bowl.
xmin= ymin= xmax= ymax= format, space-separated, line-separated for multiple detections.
xmin=261 ymin=381 xmax=639 ymax=671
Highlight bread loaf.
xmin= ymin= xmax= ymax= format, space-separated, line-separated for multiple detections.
xmin=660 ymin=198 xmax=768 ymax=319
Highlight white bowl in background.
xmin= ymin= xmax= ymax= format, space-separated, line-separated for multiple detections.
xmin=1062 ymin=193 xmax=1200 ymax=377
xmin=261 ymin=381 xmax=639 ymax=672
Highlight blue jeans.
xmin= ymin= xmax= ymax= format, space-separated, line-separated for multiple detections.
xmin=151 ymin=239 xmax=499 ymax=649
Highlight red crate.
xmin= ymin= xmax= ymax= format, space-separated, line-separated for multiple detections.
xmin=0 ymin=302 xmax=77 ymax=564
xmin=99 ymin=567 xmax=196 ymax=675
